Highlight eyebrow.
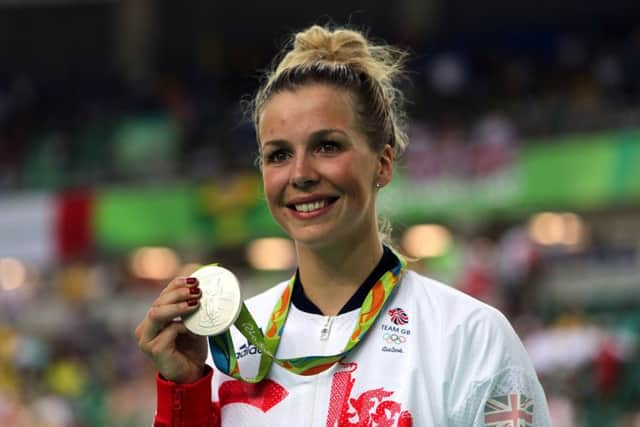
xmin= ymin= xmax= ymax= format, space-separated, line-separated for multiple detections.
xmin=261 ymin=128 xmax=348 ymax=148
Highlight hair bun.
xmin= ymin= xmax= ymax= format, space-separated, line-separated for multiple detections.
xmin=287 ymin=25 xmax=370 ymax=69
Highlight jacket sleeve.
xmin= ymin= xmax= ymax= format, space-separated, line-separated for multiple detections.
xmin=154 ymin=365 xmax=220 ymax=427
xmin=445 ymin=307 xmax=551 ymax=426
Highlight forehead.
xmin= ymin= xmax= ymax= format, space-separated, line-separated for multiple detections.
xmin=258 ymin=84 xmax=358 ymax=144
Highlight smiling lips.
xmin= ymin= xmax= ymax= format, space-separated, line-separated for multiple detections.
xmin=286 ymin=196 xmax=339 ymax=216
xmin=295 ymin=200 xmax=327 ymax=212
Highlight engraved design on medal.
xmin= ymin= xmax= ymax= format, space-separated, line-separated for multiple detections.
xmin=200 ymin=274 xmax=221 ymax=329
xmin=183 ymin=265 xmax=243 ymax=336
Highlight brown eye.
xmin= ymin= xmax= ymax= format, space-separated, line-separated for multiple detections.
xmin=317 ymin=140 xmax=341 ymax=154
xmin=265 ymin=149 xmax=291 ymax=164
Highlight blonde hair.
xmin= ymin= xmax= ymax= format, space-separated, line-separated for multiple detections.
xmin=250 ymin=24 xmax=410 ymax=159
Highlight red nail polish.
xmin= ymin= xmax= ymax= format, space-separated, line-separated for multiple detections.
xmin=189 ymin=287 xmax=200 ymax=295
xmin=186 ymin=277 xmax=197 ymax=285
xmin=187 ymin=299 xmax=199 ymax=306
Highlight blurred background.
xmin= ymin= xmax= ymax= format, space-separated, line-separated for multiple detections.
xmin=1 ymin=0 xmax=640 ymax=426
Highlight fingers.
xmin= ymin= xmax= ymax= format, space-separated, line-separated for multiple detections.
xmin=154 ymin=282 xmax=201 ymax=308
xmin=134 ymin=275 xmax=209 ymax=383
xmin=135 ymin=277 xmax=201 ymax=346
xmin=138 ymin=298 xmax=200 ymax=345
xmin=159 ymin=276 xmax=199 ymax=297
xmin=142 ymin=321 xmax=206 ymax=383
xmin=136 ymin=302 xmax=197 ymax=355
xmin=148 ymin=320 xmax=189 ymax=358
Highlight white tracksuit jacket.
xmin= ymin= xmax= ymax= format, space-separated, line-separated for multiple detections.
xmin=202 ymin=270 xmax=551 ymax=426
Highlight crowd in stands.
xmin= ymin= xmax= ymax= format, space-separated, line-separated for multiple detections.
xmin=1 ymin=27 xmax=640 ymax=189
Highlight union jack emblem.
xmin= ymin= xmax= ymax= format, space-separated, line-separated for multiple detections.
xmin=484 ymin=394 xmax=534 ymax=427
xmin=388 ymin=308 xmax=409 ymax=326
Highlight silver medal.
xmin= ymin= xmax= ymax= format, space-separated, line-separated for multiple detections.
xmin=183 ymin=265 xmax=242 ymax=336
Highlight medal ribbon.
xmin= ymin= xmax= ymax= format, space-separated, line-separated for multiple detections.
xmin=208 ymin=250 xmax=407 ymax=383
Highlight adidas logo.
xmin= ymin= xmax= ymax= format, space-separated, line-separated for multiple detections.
xmin=235 ymin=342 xmax=262 ymax=359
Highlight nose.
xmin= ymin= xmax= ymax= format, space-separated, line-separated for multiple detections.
xmin=290 ymin=152 xmax=319 ymax=190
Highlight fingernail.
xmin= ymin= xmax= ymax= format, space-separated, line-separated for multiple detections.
xmin=187 ymin=299 xmax=199 ymax=306
xmin=189 ymin=287 xmax=200 ymax=295
xmin=186 ymin=277 xmax=197 ymax=285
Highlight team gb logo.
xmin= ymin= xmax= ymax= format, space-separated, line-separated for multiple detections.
xmin=388 ymin=308 xmax=409 ymax=326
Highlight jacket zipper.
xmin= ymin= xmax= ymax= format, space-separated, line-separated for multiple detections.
xmin=320 ymin=316 xmax=334 ymax=341
xmin=173 ymin=387 xmax=184 ymax=427
xmin=309 ymin=316 xmax=334 ymax=426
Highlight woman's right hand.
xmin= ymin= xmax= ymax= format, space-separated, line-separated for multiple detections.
xmin=135 ymin=276 xmax=208 ymax=384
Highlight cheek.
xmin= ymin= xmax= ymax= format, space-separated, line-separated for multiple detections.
xmin=262 ymin=169 xmax=287 ymax=205
xmin=326 ymin=158 xmax=375 ymax=194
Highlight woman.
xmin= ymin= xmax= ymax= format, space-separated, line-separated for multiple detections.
xmin=135 ymin=24 xmax=551 ymax=426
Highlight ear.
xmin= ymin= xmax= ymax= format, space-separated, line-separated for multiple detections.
xmin=376 ymin=144 xmax=394 ymax=188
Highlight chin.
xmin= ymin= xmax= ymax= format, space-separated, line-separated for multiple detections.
xmin=282 ymin=224 xmax=336 ymax=247
xmin=289 ymin=231 xmax=333 ymax=248
xmin=292 ymin=226 xmax=365 ymax=252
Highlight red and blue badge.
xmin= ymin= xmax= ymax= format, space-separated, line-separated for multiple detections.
xmin=388 ymin=307 xmax=409 ymax=326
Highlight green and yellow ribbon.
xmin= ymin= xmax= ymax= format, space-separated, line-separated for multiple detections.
xmin=208 ymin=250 xmax=407 ymax=383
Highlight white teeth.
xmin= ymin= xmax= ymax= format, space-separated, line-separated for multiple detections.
xmin=294 ymin=200 xmax=327 ymax=212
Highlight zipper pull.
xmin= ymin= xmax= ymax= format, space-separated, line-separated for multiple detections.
xmin=173 ymin=387 xmax=184 ymax=425
xmin=320 ymin=316 xmax=333 ymax=341
xmin=173 ymin=387 xmax=184 ymax=410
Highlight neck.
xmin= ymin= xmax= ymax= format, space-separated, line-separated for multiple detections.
xmin=295 ymin=233 xmax=383 ymax=316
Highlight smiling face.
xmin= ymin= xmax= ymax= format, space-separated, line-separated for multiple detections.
xmin=258 ymin=84 xmax=393 ymax=250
